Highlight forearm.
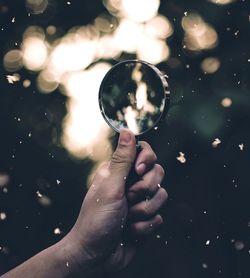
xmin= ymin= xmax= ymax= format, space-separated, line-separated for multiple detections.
xmin=1 ymin=235 xmax=102 ymax=278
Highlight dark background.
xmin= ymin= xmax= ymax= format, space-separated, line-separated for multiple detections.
xmin=0 ymin=0 xmax=250 ymax=277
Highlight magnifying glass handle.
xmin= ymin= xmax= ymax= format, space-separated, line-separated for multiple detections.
xmin=126 ymin=139 xmax=142 ymax=187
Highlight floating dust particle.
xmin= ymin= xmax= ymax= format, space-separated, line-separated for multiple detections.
xmin=212 ymin=138 xmax=221 ymax=148
xmin=0 ymin=212 xmax=7 ymax=220
xmin=28 ymin=132 xmax=32 ymax=137
xmin=234 ymin=30 xmax=239 ymax=36
xmin=6 ymin=74 xmax=20 ymax=84
xmin=239 ymin=144 xmax=244 ymax=151
xmin=56 ymin=179 xmax=61 ymax=185
xmin=3 ymin=188 xmax=8 ymax=193
xmin=206 ymin=240 xmax=210 ymax=245
xmin=66 ymin=261 xmax=69 ymax=267
xmin=67 ymin=1 xmax=71 ymax=4
xmin=177 ymin=152 xmax=186 ymax=163
xmin=36 ymin=191 xmax=43 ymax=198
xmin=202 ymin=263 xmax=208 ymax=269
xmin=54 ymin=228 xmax=62 ymax=235
xmin=120 ymin=242 xmax=124 ymax=247
xmin=11 ymin=17 xmax=15 ymax=23
xmin=96 ymin=198 xmax=100 ymax=203
xmin=221 ymin=97 xmax=232 ymax=107
xmin=156 ymin=235 xmax=161 ymax=239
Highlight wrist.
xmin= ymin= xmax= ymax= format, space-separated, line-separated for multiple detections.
xmin=54 ymin=232 xmax=104 ymax=278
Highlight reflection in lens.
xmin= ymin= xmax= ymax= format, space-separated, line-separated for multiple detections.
xmin=99 ymin=60 xmax=169 ymax=135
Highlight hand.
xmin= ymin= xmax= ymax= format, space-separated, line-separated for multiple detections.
xmin=66 ymin=129 xmax=168 ymax=275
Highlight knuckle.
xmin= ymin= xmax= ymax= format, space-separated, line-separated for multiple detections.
xmin=155 ymin=164 xmax=165 ymax=179
xmin=150 ymin=152 xmax=157 ymax=163
xmin=111 ymin=149 xmax=132 ymax=166
xmin=140 ymin=141 xmax=157 ymax=163
xmin=158 ymin=187 xmax=168 ymax=201
xmin=141 ymin=180 xmax=151 ymax=192
xmin=131 ymin=222 xmax=143 ymax=234
xmin=141 ymin=202 xmax=152 ymax=216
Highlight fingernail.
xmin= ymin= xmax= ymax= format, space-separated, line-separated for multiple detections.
xmin=136 ymin=163 xmax=146 ymax=174
xmin=119 ymin=129 xmax=131 ymax=145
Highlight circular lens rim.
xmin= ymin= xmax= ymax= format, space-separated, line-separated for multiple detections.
xmin=98 ymin=59 xmax=170 ymax=136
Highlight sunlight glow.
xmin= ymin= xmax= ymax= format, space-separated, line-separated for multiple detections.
xmin=61 ymin=63 xmax=112 ymax=160
xmin=22 ymin=36 xmax=48 ymax=71
xmin=4 ymin=2 xmax=175 ymax=159
xmin=121 ymin=0 xmax=160 ymax=23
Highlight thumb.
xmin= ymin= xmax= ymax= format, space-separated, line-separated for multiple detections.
xmin=108 ymin=128 xmax=136 ymax=186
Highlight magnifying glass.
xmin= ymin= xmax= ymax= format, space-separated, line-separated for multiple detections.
xmin=99 ymin=60 xmax=170 ymax=137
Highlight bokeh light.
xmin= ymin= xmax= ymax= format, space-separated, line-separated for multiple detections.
xmin=121 ymin=0 xmax=160 ymax=23
xmin=208 ymin=0 xmax=236 ymax=5
xmin=182 ymin=13 xmax=218 ymax=51
xmin=25 ymin=0 xmax=48 ymax=14
xmin=3 ymin=50 xmax=23 ymax=72
xmin=201 ymin=57 xmax=221 ymax=74
xmin=61 ymin=63 xmax=112 ymax=160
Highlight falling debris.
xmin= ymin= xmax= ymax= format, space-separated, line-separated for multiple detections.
xmin=239 ymin=144 xmax=244 ymax=151
xmin=54 ymin=228 xmax=62 ymax=235
xmin=36 ymin=191 xmax=43 ymax=198
xmin=177 ymin=152 xmax=186 ymax=163
xmin=212 ymin=138 xmax=221 ymax=148
xmin=6 ymin=74 xmax=20 ymax=84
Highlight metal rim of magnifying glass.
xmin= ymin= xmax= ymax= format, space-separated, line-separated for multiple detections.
xmin=98 ymin=59 xmax=170 ymax=136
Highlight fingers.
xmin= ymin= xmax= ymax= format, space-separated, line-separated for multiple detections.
xmin=130 ymin=214 xmax=163 ymax=236
xmin=135 ymin=141 xmax=157 ymax=175
xmin=129 ymin=187 xmax=168 ymax=221
xmin=127 ymin=164 xmax=165 ymax=202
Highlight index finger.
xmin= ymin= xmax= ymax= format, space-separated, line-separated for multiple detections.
xmin=135 ymin=141 xmax=157 ymax=176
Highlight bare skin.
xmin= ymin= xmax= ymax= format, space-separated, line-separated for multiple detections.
xmin=1 ymin=129 xmax=168 ymax=277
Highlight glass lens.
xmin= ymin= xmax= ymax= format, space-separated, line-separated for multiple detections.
xmin=99 ymin=60 xmax=170 ymax=135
